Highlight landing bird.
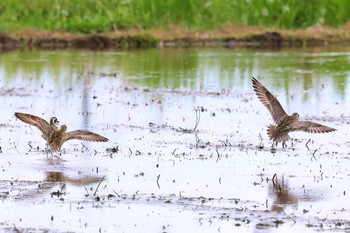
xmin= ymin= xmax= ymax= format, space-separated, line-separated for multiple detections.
xmin=15 ymin=112 xmax=108 ymax=151
xmin=252 ymin=77 xmax=336 ymax=146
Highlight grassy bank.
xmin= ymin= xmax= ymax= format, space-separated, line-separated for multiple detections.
xmin=1 ymin=0 xmax=350 ymax=33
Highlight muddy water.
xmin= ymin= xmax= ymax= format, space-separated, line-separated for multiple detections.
xmin=0 ymin=47 xmax=350 ymax=232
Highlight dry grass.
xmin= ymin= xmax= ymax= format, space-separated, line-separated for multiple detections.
xmin=281 ymin=22 xmax=350 ymax=43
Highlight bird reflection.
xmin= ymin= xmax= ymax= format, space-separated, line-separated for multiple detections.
xmin=13 ymin=171 xmax=102 ymax=200
xmin=268 ymin=174 xmax=298 ymax=212
xmin=45 ymin=171 xmax=101 ymax=185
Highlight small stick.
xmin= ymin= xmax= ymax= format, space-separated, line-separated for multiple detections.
xmin=93 ymin=176 xmax=105 ymax=196
xmin=272 ymin=173 xmax=277 ymax=180
xmin=193 ymin=106 xmax=201 ymax=131
xmin=216 ymin=148 xmax=220 ymax=163
xmin=272 ymin=173 xmax=277 ymax=186
xmin=113 ymin=190 xmax=120 ymax=197
xmin=81 ymin=143 xmax=88 ymax=152
xmin=305 ymin=139 xmax=311 ymax=150
xmin=311 ymin=149 xmax=318 ymax=161
xmin=259 ymin=133 xmax=263 ymax=144
xmin=156 ymin=174 xmax=160 ymax=189
xmin=171 ymin=148 xmax=177 ymax=155
xmin=84 ymin=186 xmax=90 ymax=196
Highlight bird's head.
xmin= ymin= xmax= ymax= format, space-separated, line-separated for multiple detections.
xmin=291 ymin=112 xmax=299 ymax=120
xmin=50 ymin=117 xmax=59 ymax=125
xmin=60 ymin=125 xmax=67 ymax=132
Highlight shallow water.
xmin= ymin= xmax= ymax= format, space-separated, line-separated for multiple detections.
xmin=0 ymin=47 xmax=350 ymax=232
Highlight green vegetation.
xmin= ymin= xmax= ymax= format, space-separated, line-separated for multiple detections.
xmin=0 ymin=0 xmax=350 ymax=33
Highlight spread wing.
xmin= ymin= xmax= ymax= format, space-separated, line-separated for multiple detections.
xmin=252 ymin=77 xmax=288 ymax=124
xmin=290 ymin=121 xmax=336 ymax=133
xmin=14 ymin=112 xmax=51 ymax=140
xmin=63 ymin=130 xmax=109 ymax=142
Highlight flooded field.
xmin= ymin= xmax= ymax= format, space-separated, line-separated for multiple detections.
xmin=0 ymin=47 xmax=350 ymax=232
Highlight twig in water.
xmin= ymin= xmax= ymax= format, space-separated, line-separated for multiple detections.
xmin=84 ymin=186 xmax=90 ymax=196
xmin=258 ymin=133 xmax=264 ymax=149
xmin=216 ymin=148 xmax=221 ymax=163
xmin=193 ymin=106 xmax=201 ymax=131
xmin=195 ymin=134 xmax=201 ymax=148
xmin=171 ymin=148 xmax=177 ymax=155
xmin=311 ymin=149 xmax=318 ymax=162
xmin=156 ymin=174 xmax=160 ymax=189
xmin=60 ymin=183 xmax=66 ymax=192
xmin=81 ymin=143 xmax=88 ymax=152
xmin=272 ymin=173 xmax=277 ymax=186
xmin=305 ymin=139 xmax=311 ymax=150
xmin=221 ymin=140 xmax=227 ymax=147
xmin=93 ymin=176 xmax=105 ymax=196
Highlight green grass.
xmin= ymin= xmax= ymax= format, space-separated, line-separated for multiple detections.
xmin=0 ymin=0 xmax=350 ymax=33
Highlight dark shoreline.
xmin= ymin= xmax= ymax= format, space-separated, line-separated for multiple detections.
xmin=1 ymin=30 xmax=350 ymax=50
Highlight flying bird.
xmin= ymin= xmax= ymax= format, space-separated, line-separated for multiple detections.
xmin=252 ymin=77 xmax=336 ymax=146
xmin=15 ymin=112 xmax=108 ymax=151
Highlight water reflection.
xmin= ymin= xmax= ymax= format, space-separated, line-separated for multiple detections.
xmin=268 ymin=174 xmax=322 ymax=213
xmin=268 ymin=175 xmax=298 ymax=212
xmin=0 ymin=47 xmax=349 ymax=94
xmin=45 ymin=171 xmax=101 ymax=186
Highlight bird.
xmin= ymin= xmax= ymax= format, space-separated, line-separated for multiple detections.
xmin=14 ymin=112 xmax=59 ymax=141
xmin=252 ymin=77 xmax=336 ymax=147
xmin=14 ymin=112 xmax=109 ymax=151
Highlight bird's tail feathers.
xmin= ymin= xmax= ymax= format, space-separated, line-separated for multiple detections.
xmin=267 ymin=125 xmax=290 ymax=142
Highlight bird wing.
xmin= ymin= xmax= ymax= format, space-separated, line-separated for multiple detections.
xmin=14 ymin=112 xmax=51 ymax=140
xmin=252 ymin=77 xmax=288 ymax=124
xmin=290 ymin=121 xmax=336 ymax=133
xmin=63 ymin=130 xmax=109 ymax=142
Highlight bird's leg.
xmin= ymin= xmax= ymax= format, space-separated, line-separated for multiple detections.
xmin=58 ymin=147 xmax=64 ymax=156
xmin=44 ymin=144 xmax=52 ymax=158
xmin=50 ymin=150 xmax=62 ymax=160
xmin=46 ymin=149 xmax=53 ymax=158
xmin=270 ymin=141 xmax=277 ymax=153
xmin=282 ymin=141 xmax=287 ymax=148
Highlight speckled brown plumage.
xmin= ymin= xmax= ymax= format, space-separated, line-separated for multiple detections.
xmin=252 ymin=78 xmax=336 ymax=144
xmin=15 ymin=112 xmax=108 ymax=151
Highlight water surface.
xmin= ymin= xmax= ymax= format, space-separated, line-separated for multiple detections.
xmin=0 ymin=47 xmax=350 ymax=232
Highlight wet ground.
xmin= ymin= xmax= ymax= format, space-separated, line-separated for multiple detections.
xmin=0 ymin=48 xmax=350 ymax=232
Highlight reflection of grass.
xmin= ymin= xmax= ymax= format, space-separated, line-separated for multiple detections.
xmin=0 ymin=48 xmax=348 ymax=96
xmin=1 ymin=0 xmax=350 ymax=33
